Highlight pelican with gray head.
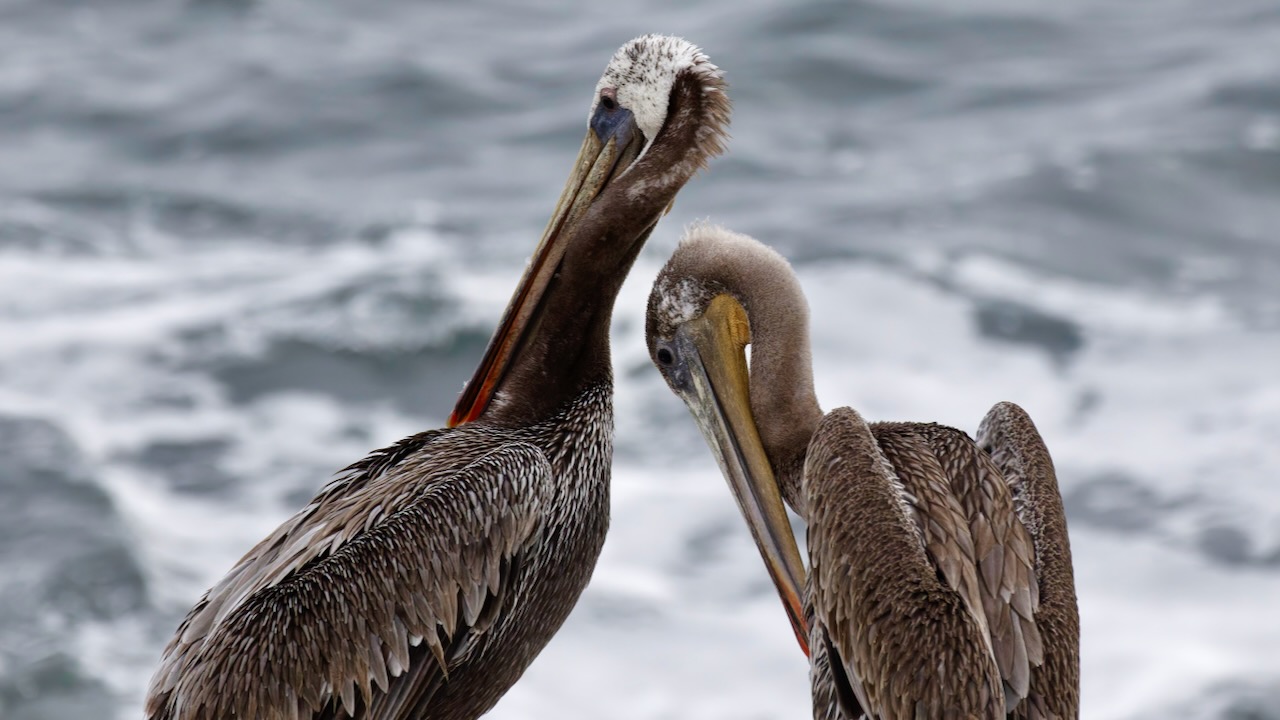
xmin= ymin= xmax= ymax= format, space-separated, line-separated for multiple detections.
xmin=646 ymin=225 xmax=1079 ymax=719
xmin=146 ymin=35 xmax=729 ymax=720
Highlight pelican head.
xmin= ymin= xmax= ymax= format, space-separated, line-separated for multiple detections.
xmin=646 ymin=224 xmax=814 ymax=657
xmin=451 ymin=36 xmax=730 ymax=427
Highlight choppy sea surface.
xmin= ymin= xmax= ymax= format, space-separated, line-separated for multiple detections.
xmin=2 ymin=1 xmax=1279 ymax=718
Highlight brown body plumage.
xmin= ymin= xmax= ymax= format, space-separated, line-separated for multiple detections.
xmin=978 ymin=403 xmax=1081 ymax=719
xmin=146 ymin=35 xmax=730 ymax=720
xmin=645 ymin=225 xmax=1079 ymax=720
xmin=807 ymin=410 xmax=1005 ymax=719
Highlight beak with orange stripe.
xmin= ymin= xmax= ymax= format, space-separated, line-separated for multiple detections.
xmin=448 ymin=90 xmax=642 ymax=427
xmin=651 ymin=294 xmax=811 ymax=657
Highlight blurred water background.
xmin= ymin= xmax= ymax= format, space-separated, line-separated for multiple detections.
xmin=2 ymin=0 xmax=1279 ymax=718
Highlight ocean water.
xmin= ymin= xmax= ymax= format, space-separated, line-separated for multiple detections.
xmin=1 ymin=1 xmax=1279 ymax=718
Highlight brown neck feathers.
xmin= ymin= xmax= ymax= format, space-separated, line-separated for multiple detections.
xmin=488 ymin=69 xmax=730 ymax=426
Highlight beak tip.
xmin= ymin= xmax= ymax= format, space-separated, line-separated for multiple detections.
xmin=787 ymin=599 xmax=811 ymax=658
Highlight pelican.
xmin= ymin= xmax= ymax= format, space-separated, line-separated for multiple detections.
xmin=146 ymin=36 xmax=729 ymax=720
xmin=645 ymin=225 xmax=1079 ymax=719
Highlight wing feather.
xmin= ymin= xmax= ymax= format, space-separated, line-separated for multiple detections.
xmin=146 ymin=433 xmax=552 ymax=720
xmin=807 ymin=410 xmax=1002 ymax=720
xmin=977 ymin=402 xmax=1080 ymax=720
xmin=870 ymin=424 xmax=991 ymax=647
xmin=917 ymin=423 xmax=1044 ymax=710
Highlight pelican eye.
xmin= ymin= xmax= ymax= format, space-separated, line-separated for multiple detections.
xmin=600 ymin=94 xmax=617 ymax=111
xmin=656 ymin=347 xmax=675 ymax=365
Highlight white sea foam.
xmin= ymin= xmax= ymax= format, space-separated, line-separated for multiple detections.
xmin=3 ymin=224 xmax=1278 ymax=719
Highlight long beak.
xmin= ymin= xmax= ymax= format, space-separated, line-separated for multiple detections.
xmin=670 ymin=295 xmax=811 ymax=657
xmin=449 ymin=112 xmax=642 ymax=427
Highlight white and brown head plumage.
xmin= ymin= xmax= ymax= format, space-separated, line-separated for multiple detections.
xmin=647 ymin=224 xmax=820 ymax=512
xmin=593 ymin=35 xmax=730 ymax=174
xmin=147 ymin=35 xmax=730 ymax=720
xmin=646 ymin=224 xmax=1078 ymax=719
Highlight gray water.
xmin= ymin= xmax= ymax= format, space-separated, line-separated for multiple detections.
xmin=2 ymin=1 xmax=1279 ymax=718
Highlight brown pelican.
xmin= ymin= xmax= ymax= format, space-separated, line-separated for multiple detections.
xmin=645 ymin=225 xmax=1079 ymax=719
xmin=146 ymin=35 xmax=729 ymax=720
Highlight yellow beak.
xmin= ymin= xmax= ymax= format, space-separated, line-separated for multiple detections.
xmin=665 ymin=294 xmax=810 ymax=656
